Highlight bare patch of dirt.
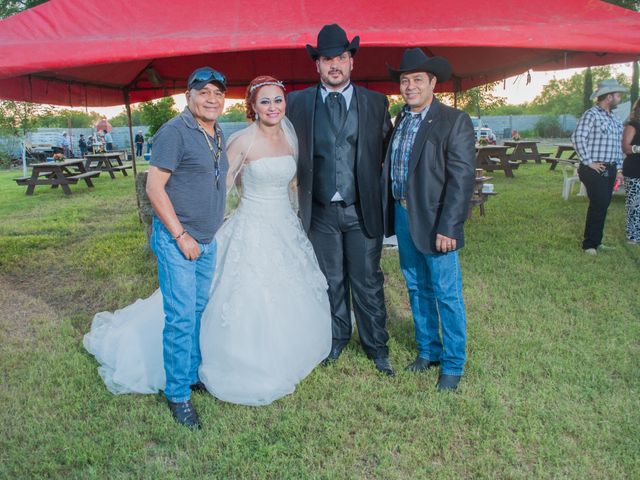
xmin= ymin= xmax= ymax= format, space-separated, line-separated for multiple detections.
xmin=0 ymin=275 xmax=62 ymax=350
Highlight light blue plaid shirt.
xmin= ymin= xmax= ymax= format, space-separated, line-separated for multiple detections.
xmin=571 ymin=105 xmax=624 ymax=169
xmin=390 ymin=105 xmax=429 ymax=200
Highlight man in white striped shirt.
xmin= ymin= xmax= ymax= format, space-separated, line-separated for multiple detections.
xmin=571 ymin=79 xmax=628 ymax=255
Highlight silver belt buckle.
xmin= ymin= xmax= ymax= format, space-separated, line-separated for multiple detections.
xmin=398 ymin=198 xmax=408 ymax=209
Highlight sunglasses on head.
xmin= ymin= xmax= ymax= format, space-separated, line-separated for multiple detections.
xmin=189 ymin=68 xmax=227 ymax=91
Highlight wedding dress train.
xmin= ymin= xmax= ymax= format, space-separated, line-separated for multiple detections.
xmin=84 ymin=155 xmax=332 ymax=406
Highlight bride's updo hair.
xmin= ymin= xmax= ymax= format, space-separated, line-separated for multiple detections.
xmin=245 ymin=75 xmax=286 ymax=121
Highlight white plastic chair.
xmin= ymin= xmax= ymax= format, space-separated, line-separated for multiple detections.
xmin=560 ymin=162 xmax=582 ymax=200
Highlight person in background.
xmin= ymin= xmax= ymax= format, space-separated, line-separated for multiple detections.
xmin=78 ymin=134 xmax=88 ymax=157
xmin=571 ymin=79 xmax=628 ymax=255
xmin=104 ymin=129 xmax=114 ymax=152
xmin=621 ymin=98 xmax=640 ymax=245
xmin=60 ymin=131 xmax=71 ymax=158
xmin=135 ymin=130 xmax=145 ymax=157
xmin=96 ymin=131 xmax=106 ymax=151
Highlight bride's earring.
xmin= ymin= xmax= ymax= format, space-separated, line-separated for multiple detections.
xmin=254 ymin=111 xmax=259 ymax=122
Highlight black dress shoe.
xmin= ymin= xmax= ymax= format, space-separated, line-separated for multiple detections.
xmin=373 ymin=357 xmax=396 ymax=377
xmin=322 ymin=345 xmax=345 ymax=366
xmin=167 ymin=400 xmax=201 ymax=429
xmin=436 ymin=374 xmax=461 ymax=391
xmin=190 ymin=381 xmax=208 ymax=393
xmin=405 ymin=357 xmax=440 ymax=372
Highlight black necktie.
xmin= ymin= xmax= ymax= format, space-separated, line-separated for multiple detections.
xmin=326 ymin=91 xmax=346 ymax=130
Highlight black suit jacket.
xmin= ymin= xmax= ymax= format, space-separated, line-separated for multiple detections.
xmin=382 ymin=98 xmax=476 ymax=254
xmin=286 ymin=85 xmax=392 ymax=237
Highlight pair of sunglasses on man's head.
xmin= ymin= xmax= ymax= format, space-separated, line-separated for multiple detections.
xmin=188 ymin=68 xmax=227 ymax=91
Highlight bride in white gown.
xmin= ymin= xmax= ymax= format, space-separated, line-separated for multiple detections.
xmin=84 ymin=76 xmax=332 ymax=406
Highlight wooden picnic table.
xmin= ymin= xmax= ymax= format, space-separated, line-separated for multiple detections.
xmin=541 ymin=143 xmax=579 ymax=170
xmin=13 ymin=159 xmax=101 ymax=195
xmin=503 ymin=140 xmax=542 ymax=164
xmin=475 ymin=145 xmax=520 ymax=178
xmin=84 ymin=151 xmax=132 ymax=179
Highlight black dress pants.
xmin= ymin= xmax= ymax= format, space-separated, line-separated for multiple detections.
xmin=578 ymin=163 xmax=616 ymax=250
xmin=308 ymin=201 xmax=389 ymax=359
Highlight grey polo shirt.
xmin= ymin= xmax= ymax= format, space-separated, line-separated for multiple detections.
xmin=150 ymin=107 xmax=228 ymax=244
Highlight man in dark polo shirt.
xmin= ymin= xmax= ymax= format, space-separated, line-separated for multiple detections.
xmin=146 ymin=67 xmax=228 ymax=429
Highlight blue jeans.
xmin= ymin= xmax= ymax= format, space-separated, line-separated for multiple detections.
xmin=394 ymin=202 xmax=467 ymax=375
xmin=151 ymin=217 xmax=216 ymax=402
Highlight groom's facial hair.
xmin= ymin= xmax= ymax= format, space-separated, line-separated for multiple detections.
xmin=316 ymin=53 xmax=353 ymax=89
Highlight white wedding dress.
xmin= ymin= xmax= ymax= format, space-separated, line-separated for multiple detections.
xmin=84 ymin=155 xmax=332 ymax=406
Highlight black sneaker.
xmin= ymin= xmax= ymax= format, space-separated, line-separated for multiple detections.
xmin=436 ymin=374 xmax=461 ymax=391
xmin=167 ymin=400 xmax=201 ymax=429
xmin=373 ymin=357 xmax=396 ymax=377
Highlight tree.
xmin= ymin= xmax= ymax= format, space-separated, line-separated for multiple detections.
xmin=0 ymin=0 xmax=48 ymax=18
xmin=482 ymin=103 xmax=532 ymax=116
xmin=602 ymin=0 xmax=639 ymax=10
xmin=34 ymin=109 xmax=102 ymax=128
xmin=0 ymin=101 xmax=46 ymax=136
xmin=439 ymin=82 xmax=507 ymax=117
xmin=531 ymin=66 xmax=630 ymax=116
xmin=387 ymin=95 xmax=404 ymax=118
xmin=109 ymin=108 xmax=144 ymax=127
xmin=218 ymin=103 xmax=247 ymax=122
xmin=139 ymin=97 xmax=178 ymax=136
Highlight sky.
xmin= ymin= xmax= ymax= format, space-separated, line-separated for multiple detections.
xmin=78 ymin=63 xmax=632 ymax=119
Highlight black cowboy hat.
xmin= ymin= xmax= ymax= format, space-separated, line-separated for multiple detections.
xmin=306 ymin=23 xmax=360 ymax=60
xmin=386 ymin=48 xmax=452 ymax=83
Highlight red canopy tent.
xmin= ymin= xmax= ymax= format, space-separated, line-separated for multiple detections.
xmin=0 ymin=0 xmax=639 ymax=107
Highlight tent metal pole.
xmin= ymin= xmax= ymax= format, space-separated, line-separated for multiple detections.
xmin=453 ymin=77 xmax=461 ymax=108
xmin=22 ymin=139 xmax=27 ymax=177
xmin=124 ymin=89 xmax=143 ymax=223
xmin=124 ymin=90 xmax=137 ymax=176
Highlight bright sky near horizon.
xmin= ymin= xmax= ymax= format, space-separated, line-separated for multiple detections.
xmin=77 ymin=63 xmax=632 ymax=119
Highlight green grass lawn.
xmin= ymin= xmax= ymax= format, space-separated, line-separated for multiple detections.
xmin=1 ymin=163 xmax=638 ymax=479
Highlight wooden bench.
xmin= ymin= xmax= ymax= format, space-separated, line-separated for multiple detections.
xmin=14 ymin=171 xmax=55 ymax=185
xmin=544 ymin=144 xmax=579 ymax=170
xmin=14 ymin=176 xmax=31 ymax=186
xmin=111 ymin=165 xmax=132 ymax=176
xmin=541 ymin=156 xmax=561 ymax=169
xmin=67 ymin=171 xmax=101 ymax=187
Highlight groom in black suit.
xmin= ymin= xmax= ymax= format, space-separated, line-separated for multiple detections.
xmin=286 ymin=24 xmax=395 ymax=376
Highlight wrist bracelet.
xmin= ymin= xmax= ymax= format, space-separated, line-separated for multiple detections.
xmin=632 ymin=145 xmax=640 ymax=154
xmin=174 ymin=230 xmax=187 ymax=241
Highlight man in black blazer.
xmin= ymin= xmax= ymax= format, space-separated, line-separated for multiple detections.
xmin=286 ymin=24 xmax=394 ymax=376
xmin=382 ymin=48 xmax=476 ymax=390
